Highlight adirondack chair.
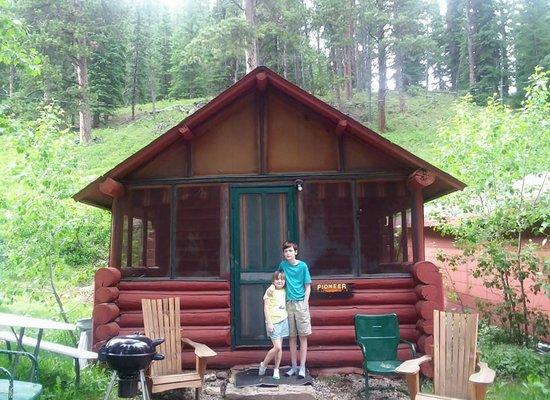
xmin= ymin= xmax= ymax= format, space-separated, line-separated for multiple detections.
xmin=396 ymin=310 xmax=495 ymax=400
xmin=354 ymin=314 xmax=417 ymax=397
xmin=141 ymin=298 xmax=217 ymax=400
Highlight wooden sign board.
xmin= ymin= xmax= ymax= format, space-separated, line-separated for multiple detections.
xmin=311 ymin=282 xmax=353 ymax=299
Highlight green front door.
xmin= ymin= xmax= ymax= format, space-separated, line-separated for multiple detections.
xmin=231 ymin=186 xmax=297 ymax=346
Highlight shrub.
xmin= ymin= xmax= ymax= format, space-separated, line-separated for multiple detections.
xmin=480 ymin=343 xmax=550 ymax=380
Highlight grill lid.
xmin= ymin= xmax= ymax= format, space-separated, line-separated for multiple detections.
xmin=103 ymin=337 xmax=155 ymax=356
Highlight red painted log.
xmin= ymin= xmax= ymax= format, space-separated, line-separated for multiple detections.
xmin=95 ymin=322 xmax=120 ymax=341
xmin=99 ymin=177 xmax=125 ymax=198
xmin=415 ymin=301 xmax=440 ymax=320
xmin=417 ymin=319 xmax=433 ymax=335
xmin=96 ymin=286 xmax=120 ymax=303
xmin=94 ymin=267 xmax=121 ymax=288
xmin=114 ymin=278 xmax=414 ymax=292
xmin=311 ymin=289 xmax=417 ymax=307
xmin=117 ymin=291 xmax=230 ymax=311
xmin=335 ymin=119 xmax=348 ymax=136
xmin=117 ymin=280 xmax=230 ymax=291
xmin=308 ymin=325 xmax=419 ymax=346
xmin=417 ymin=334 xmax=434 ymax=356
xmin=178 ymin=126 xmax=193 ymax=140
xmin=407 ymin=169 xmax=436 ymax=190
xmin=180 ymin=344 xmax=416 ymax=369
xmin=415 ymin=285 xmax=439 ymax=301
xmin=93 ymin=303 xmax=120 ymax=325
xmin=313 ymin=277 xmax=416 ymax=290
xmin=311 ymin=304 xmax=418 ymax=325
xmin=412 ymin=262 xmax=441 ymax=285
xmin=117 ymin=309 xmax=230 ymax=327
xmin=256 ymin=72 xmax=268 ymax=92
xmin=117 ymin=326 xmax=231 ymax=347
xmin=420 ymin=361 xmax=434 ymax=378
xmin=93 ymin=340 xmax=107 ymax=353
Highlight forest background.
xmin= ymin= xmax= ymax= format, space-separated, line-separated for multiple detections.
xmin=0 ymin=0 xmax=549 ymax=399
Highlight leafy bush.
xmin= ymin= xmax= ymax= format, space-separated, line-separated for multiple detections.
xmin=434 ymin=68 xmax=550 ymax=344
xmin=480 ymin=343 xmax=549 ymax=380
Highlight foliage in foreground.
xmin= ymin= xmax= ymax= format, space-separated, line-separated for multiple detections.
xmin=0 ymin=105 xmax=109 ymax=313
xmin=434 ymin=68 xmax=550 ymax=344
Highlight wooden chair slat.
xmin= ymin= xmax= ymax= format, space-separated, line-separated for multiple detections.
xmin=433 ymin=309 xmax=441 ymax=395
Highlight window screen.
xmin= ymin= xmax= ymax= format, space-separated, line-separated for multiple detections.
xmin=175 ymin=185 xmax=222 ymax=277
xmin=301 ymin=181 xmax=355 ymax=276
xmin=119 ymin=188 xmax=171 ymax=277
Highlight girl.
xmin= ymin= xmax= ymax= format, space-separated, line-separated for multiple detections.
xmin=258 ymin=270 xmax=289 ymax=379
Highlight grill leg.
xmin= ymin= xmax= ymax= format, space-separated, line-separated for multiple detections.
xmin=103 ymin=371 xmax=117 ymax=400
xmin=140 ymin=370 xmax=150 ymax=400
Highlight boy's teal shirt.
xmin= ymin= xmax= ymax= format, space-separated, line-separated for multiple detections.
xmin=278 ymin=260 xmax=312 ymax=301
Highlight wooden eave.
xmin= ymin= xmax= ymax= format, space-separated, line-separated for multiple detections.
xmin=73 ymin=66 xmax=465 ymax=209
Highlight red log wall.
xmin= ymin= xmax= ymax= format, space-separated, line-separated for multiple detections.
xmin=92 ymin=264 xmax=443 ymax=371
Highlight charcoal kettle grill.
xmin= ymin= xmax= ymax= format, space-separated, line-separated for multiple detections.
xmin=99 ymin=334 xmax=164 ymax=399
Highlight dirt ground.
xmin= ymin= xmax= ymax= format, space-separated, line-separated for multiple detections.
xmin=153 ymin=370 xmax=410 ymax=400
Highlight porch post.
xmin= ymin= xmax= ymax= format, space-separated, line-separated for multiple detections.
xmin=407 ymin=170 xmax=435 ymax=262
xmin=99 ymin=177 xmax=125 ymax=268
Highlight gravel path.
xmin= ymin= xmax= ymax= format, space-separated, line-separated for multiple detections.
xmin=152 ymin=370 xmax=410 ymax=400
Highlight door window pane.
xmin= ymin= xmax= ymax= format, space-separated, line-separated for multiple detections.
xmin=239 ymin=193 xmax=287 ymax=270
xmin=239 ymin=284 xmax=267 ymax=341
xmin=264 ymin=194 xmax=287 ymax=266
xmin=240 ymin=194 xmax=262 ymax=270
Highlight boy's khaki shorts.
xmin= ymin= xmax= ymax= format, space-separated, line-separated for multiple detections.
xmin=286 ymin=300 xmax=312 ymax=337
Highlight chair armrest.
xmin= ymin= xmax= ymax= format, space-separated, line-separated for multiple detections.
xmin=0 ymin=349 xmax=39 ymax=382
xmin=395 ymin=355 xmax=431 ymax=375
xmin=181 ymin=338 xmax=217 ymax=358
xmin=469 ymin=362 xmax=495 ymax=385
xmin=400 ymin=339 xmax=417 ymax=357
xmin=0 ymin=367 xmax=14 ymax=400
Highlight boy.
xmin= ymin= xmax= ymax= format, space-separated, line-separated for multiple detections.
xmin=278 ymin=241 xmax=311 ymax=378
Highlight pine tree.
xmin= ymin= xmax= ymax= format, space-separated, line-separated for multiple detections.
xmin=513 ymin=0 xmax=550 ymax=98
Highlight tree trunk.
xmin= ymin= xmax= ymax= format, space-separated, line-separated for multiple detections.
xmin=8 ymin=66 xmax=15 ymax=97
xmin=365 ymin=33 xmax=373 ymax=123
xmin=342 ymin=0 xmax=355 ymax=100
xmin=446 ymin=0 xmax=462 ymax=90
xmin=234 ymin=58 xmax=239 ymax=83
xmin=395 ymin=49 xmax=406 ymax=112
xmin=283 ymin=41 xmax=288 ymax=79
xmin=330 ymin=46 xmax=342 ymax=109
xmin=243 ymin=0 xmax=258 ymax=72
xmin=74 ymin=54 xmax=92 ymax=143
xmin=465 ymin=0 xmax=477 ymax=87
xmin=148 ymin=76 xmax=157 ymax=115
xmin=377 ymin=28 xmax=387 ymax=132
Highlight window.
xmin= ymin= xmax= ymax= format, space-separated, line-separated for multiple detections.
xmin=301 ymin=181 xmax=355 ymax=276
xmin=119 ymin=188 xmax=171 ymax=277
xmin=175 ymin=185 xmax=222 ymax=277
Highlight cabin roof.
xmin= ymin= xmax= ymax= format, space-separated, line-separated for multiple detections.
xmin=74 ymin=66 xmax=465 ymax=209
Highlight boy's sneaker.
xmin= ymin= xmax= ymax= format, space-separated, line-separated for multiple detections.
xmin=273 ymin=369 xmax=280 ymax=379
xmin=298 ymin=366 xmax=306 ymax=378
xmin=258 ymin=362 xmax=267 ymax=376
xmin=285 ymin=366 xmax=298 ymax=376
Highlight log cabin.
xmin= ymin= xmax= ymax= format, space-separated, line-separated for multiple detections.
xmin=74 ymin=66 xmax=465 ymax=376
